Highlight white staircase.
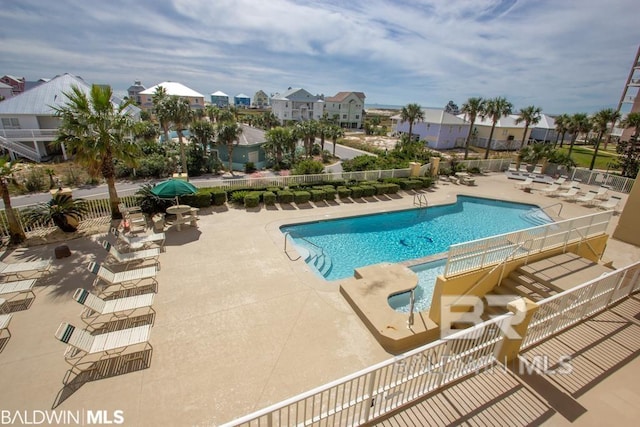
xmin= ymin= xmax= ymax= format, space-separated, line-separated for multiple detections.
xmin=0 ymin=135 xmax=41 ymax=162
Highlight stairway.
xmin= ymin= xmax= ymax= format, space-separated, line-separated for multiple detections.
xmin=0 ymin=135 xmax=41 ymax=162
xmin=303 ymin=245 xmax=333 ymax=278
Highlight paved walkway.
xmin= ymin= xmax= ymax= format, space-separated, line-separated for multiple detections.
xmin=0 ymin=172 xmax=638 ymax=426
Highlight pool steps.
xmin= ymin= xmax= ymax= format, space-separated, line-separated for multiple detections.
xmin=302 ymin=245 xmax=333 ymax=278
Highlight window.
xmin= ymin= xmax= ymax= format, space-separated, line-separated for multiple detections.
xmin=502 ymin=129 xmax=508 ymax=136
xmin=355 ymin=115 xmax=359 ymax=119
xmin=342 ymin=114 xmax=347 ymax=119
xmin=1 ymin=118 xmax=20 ymax=129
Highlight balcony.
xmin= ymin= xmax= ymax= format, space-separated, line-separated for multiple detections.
xmin=0 ymin=128 xmax=58 ymax=140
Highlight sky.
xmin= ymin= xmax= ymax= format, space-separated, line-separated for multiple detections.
xmin=1 ymin=0 xmax=639 ymax=114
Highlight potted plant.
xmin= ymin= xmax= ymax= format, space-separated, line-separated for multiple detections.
xmin=25 ymin=193 xmax=88 ymax=233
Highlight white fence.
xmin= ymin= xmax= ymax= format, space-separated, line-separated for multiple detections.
xmin=522 ymin=261 xmax=640 ymax=349
xmin=221 ymin=313 xmax=513 ymax=427
xmin=443 ymin=210 xmax=613 ymax=278
xmin=0 ymin=195 xmax=140 ymax=239
xmin=457 ymin=158 xmax=513 ymax=172
xmin=568 ymin=167 xmax=635 ymax=194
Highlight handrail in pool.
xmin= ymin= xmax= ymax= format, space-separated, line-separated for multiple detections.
xmin=283 ymin=231 xmax=325 ymax=262
xmin=537 ymin=202 xmax=564 ymax=218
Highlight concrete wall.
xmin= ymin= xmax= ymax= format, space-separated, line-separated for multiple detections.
xmin=613 ymin=171 xmax=640 ymax=245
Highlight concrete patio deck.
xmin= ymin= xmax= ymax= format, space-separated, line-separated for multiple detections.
xmin=0 ymin=172 xmax=638 ymax=426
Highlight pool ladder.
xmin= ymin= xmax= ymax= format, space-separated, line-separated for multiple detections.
xmin=413 ymin=193 xmax=428 ymax=208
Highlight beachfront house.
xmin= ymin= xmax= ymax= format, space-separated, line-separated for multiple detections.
xmin=461 ymin=113 xmax=531 ymax=151
xmin=391 ymin=108 xmax=470 ymax=150
xmin=210 ymin=124 xmax=267 ymax=171
xmin=0 ymin=82 xmax=13 ymax=101
xmin=210 ymin=91 xmax=230 ymax=108
xmin=253 ymin=90 xmax=269 ymax=108
xmin=0 ymin=73 xmax=140 ymax=162
xmin=234 ymin=93 xmax=251 ymax=108
xmin=323 ymin=92 xmax=366 ymax=129
xmin=127 ymin=80 xmax=146 ymax=106
xmin=270 ymin=88 xmax=324 ymax=124
xmin=139 ymin=82 xmax=205 ymax=113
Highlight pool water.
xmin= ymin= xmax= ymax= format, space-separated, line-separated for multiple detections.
xmin=281 ymin=196 xmax=551 ymax=281
xmin=388 ymin=259 xmax=446 ymax=313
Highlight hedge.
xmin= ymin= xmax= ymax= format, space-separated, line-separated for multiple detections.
xmin=210 ymin=188 xmax=227 ymax=206
xmin=244 ymin=192 xmax=261 ymax=208
xmin=309 ymin=189 xmax=325 ymax=202
xmin=263 ymin=191 xmax=276 ymax=205
xmin=350 ymin=186 xmax=364 ymax=198
xmin=323 ymin=186 xmax=337 ymax=200
xmin=181 ymin=192 xmax=212 ymax=208
xmin=337 ymin=186 xmax=351 ymax=198
xmin=360 ymin=185 xmax=376 ymax=197
xmin=277 ymin=190 xmax=294 ymax=204
xmin=293 ymin=191 xmax=311 ymax=204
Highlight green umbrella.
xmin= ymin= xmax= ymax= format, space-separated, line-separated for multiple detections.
xmin=150 ymin=179 xmax=197 ymax=202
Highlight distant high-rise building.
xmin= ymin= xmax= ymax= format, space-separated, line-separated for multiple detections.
xmin=616 ymin=45 xmax=640 ymax=141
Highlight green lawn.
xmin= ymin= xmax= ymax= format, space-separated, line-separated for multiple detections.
xmin=558 ymin=145 xmax=620 ymax=171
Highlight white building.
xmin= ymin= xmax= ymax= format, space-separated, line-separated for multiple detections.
xmin=139 ymin=81 xmax=205 ymax=113
xmin=323 ymin=92 xmax=366 ymax=129
xmin=270 ymin=88 xmax=324 ymax=124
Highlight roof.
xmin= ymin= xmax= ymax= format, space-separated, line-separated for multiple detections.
xmin=534 ymin=113 xmax=556 ymax=129
xmin=140 ymin=81 xmax=204 ymax=98
xmin=0 ymin=82 xmax=11 ymax=89
xmin=0 ymin=73 xmax=140 ymax=116
xmin=237 ymin=124 xmax=266 ymax=146
xmin=271 ymin=88 xmax=321 ymax=102
xmin=391 ymin=108 xmax=468 ymax=125
xmin=1 ymin=75 xmax=24 ymax=83
xmin=325 ymin=91 xmax=366 ymax=102
xmin=211 ymin=91 xmax=228 ymax=97
xmin=457 ymin=113 xmax=526 ymax=128
xmin=235 ymin=93 xmax=250 ymax=98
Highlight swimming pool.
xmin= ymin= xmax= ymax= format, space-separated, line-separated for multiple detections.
xmin=388 ymin=259 xmax=446 ymax=313
xmin=281 ymin=195 xmax=552 ymax=281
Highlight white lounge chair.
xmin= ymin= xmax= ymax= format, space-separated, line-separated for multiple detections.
xmin=508 ymin=163 xmax=518 ymax=172
xmin=101 ymin=241 xmax=160 ymax=269
xmin=0 ymin=279 xmax=37 ymax=302
xmin=532 ymin=165 xmax=543 ymax=174
xmin=0 ymin=312 xmax=12 ymax=346
xmin=72 ymin=288 xmax=155 ymax=327
xmin=552 ymin=176 xmax=568 ymax=186
xmin=518 ymin=164 xmax=530 ymax=174
xmin=597 ymin=195 xmax=622 ymax=211
xmin=88 ymin=262 xmax=159 ymax=295
xmin=594 ymin=186 xmax=610 ymax=201
xmin=575 ymin=190 xmax=599 ymax=205
xmin=515 ymin=177 xmax=534 ymax=190
xmin=54 ymin=322 xmax=152 ymax=375
xmin=110 ymin=227 xmax=165 ymax=251
xmin=0 ymin=259 xmax=51 ymax=280
xmin=540 ymin=183 xmax=560 ymax=195
xmin=557 ymin=187 xmax=581 ymax=201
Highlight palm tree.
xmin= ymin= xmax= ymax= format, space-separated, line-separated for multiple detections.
xmin=260 ymin=111 xmax=280 ymax=130
xmin=166 ymin=96 xmax=193 ymax=175
xmin=54 ymin=84 xmax=139 ymax=219
xmin=327 ymin=125 xmax=345 ymax=158
xmin=554 ymin=113 xmax=570 ymax=148
xmin=216 ymin=121 xmax=243 ymax=175
xmin=460 ymin=97 xmax=485 ymax=159
xmin=264 ymin=126 xmax=296 ymax=167
xmin=190 ymin=120 xmax=215 ymax=154
xmin=0 ymin=157 xmax=26 ymax=244
xmin=295 ymin=120 xmax=318 ymax=157
xmin=152 ymin=86 xmax=171 ymax=144
xmin=621 ymin=111 xmax=640 ymax=149
xmin=482 ymin=97 xmax=513 ymax=159
xmin=515 ymin=105 xmax=542 ymax=147
xmin=566 ymin=113 xmax=591 ymax=157
xmin=400 ymin=103 xmax=424 ymax=142
xmin=589 ymin=108 xmax=618 ymax=170
xmin=602 ymin=109 xmax=621 ymax=150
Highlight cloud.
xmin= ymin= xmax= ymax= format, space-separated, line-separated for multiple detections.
xmin=1 ymin=0 xmax=638 ymax=113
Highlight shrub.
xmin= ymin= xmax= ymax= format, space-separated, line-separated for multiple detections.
xmin=323 ymin=186 xmax=337 ymax=200
xmin=372 ymin=183 xmax=388 ymax=195
xmin=415 ymin=176 xmax=435 ymax=189
xmin=244 ymin=192 xmax=261 ymax=208
xmin=180 ymin=192 xmax=211 ymax=208
xmin=231 ymin=190 xmax=250 ymax=204
xmin=293 ymin=191 xmax=311 ymax=204
xmin=350 ymin=186 xmax=364 ymax=198
xmin=360 ymin=185 xmax=376 ymax=197
xmin=267 ymin=186 xmax=281 ymax=192
xmin=386 ymin=183 xmax=400 ymax=194
xmin=277 ymin=190 xmax=294 ymax=204
xmin=245 ymin=162 xmax=256 ymax=174
xmin=292 ymin=159 xmax=325 ymax=175
xmin=337 ymin=186 xmax=351 ymax=198
xmin=309 ymin=189 xmax=325 ymax=202
xmin=398 ymin=179 xmax=421 ymax=190
xmin=210 ymin=188 xmax=227 ymax=206
xmin=263 ymin=191 xmax=276 ymax=205
xmin=24 ymin=168 xmax=47 ymax=193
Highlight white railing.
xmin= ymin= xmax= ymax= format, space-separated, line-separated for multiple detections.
xmin=187 ymin=169 xmax=412 ymax=191
xmin=457 ymin=158 xmax=513 ymax=172
xmin=0 ymin=135 xmax=41 ymax=162
xmin=443 ymin=210 xmax=613 ymax=278
xmin=0 ymin=194 xmax=140 ymax=239
xmin=569 ymin=167 xmax=635 ymax=194
xmin=221 ymin=313 xmax=513 ymax=427
xmin=521 ymin=261 xmax=640 ymax=349
xmin=0 ymin=128 xmax=58 ymax=139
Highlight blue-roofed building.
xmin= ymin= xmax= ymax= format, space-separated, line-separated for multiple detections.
xmin=210 ymin=91 xmax=229 ymax=108
xmin=234 ymin=93 xmax=251 ymax=108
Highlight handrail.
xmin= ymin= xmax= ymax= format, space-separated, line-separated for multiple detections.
xmin=0 ymin=135 xmax=41 ymax=162
xmin=283 ymin=231 xmax=325 ymax=261
xmin=536 ymin=202 xmax=564 ymax=218
xmin=413 ymin=193 xmax=428 ymax=208
xmin=573 ymin=228 xmax=601 ymax=261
